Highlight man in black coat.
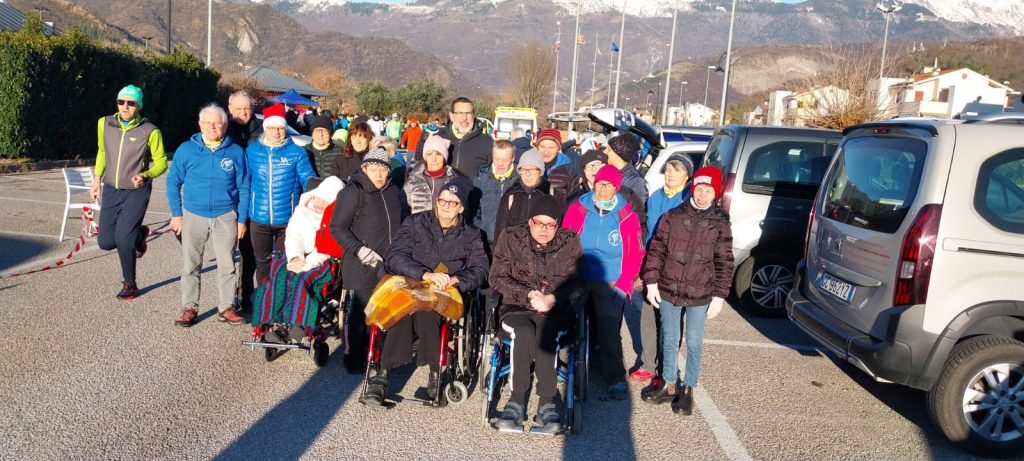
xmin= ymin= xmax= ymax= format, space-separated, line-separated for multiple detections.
xmin=361 ymin=176 xmax=489 ymax=407
xmin=329 ymin=148 xmax=406 ymax=373
xmin=225 ymin=90 xmax=262 ymax=310
xmin=436 ymin=96 xmax=494 ymax=177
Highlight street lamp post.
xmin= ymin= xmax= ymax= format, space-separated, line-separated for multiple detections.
xmin=704 ymin=65 xmax=715 ymax=108
xmin=677 ymin=80 xmax=687 ymax=125
xmin=206 ymin=0 xmax=212 ymax=66
xmin=166 ymin=0 xmax=172 ymax=55
xmin=718 ymin=0 xmax=737 ymax=126
xmin=661 ymin=3 xmax=679 ymax=125
xmin=646 ymin=90 xmax=654 ymax=114
xmin=877 ymin=1 xmax=902 ymax=80
xmin=613 ymin=0 xmax=627 ymax=108
xmin=552 ymin=20 xmax=562 ymax=114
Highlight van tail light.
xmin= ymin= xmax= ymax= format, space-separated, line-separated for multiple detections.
xmin=720 ymin=173 xmax=736 ymax=213
xmin=893 ymin=204 xmax=942 ymax=306
xmin=804 ymin=199 xmax=817 ymax=259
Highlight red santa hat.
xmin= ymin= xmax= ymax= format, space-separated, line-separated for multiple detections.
xmin=262 ymin=103 xmax=287 ymax=129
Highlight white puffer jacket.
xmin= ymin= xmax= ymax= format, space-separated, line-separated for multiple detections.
xmin=284 ymin=176 xmax=344 ymax=272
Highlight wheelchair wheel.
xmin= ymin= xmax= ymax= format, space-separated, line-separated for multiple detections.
xmin=478 ymin=334 xmax=493 ymax=391
xmin=264 ymin=347 xmax=278 ymax=362
xmin=312 ymin=340 xmax=329 ymax=367
xmin=571 ymin=397 xmax=583 ymax=435
xmin=445 ymin=381 xmax=469 ymax=406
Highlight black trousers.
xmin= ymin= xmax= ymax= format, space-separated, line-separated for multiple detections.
xmin=501 ymin=310 xmax=571 ymax=406
xmin=97 ymin=183 xmax=151 ymax=285
xmin=250 ymin=222 xmax=286 ymax=285
xmin=345 ymin=287 xmax=373 ymax=362
xmin=237 ymin=221 xmax=257 ymax=308
xmin=380 ymin=311 xmax=443 ymax=372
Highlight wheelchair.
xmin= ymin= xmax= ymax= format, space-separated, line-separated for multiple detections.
xmin=242 ymin=257 xmax=344 ymax=367
xmin=478 ymin=293 xmax=589 ymax=435
xmin=359 ymin=289 xmax=484 ymax=407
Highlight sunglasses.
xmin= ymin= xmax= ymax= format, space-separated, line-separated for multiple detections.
xmin=117 ymin=99 xmax=137 ymax=107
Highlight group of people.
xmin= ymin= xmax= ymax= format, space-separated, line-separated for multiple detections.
xmin=89 ymin=84 xmax=734 ymax=433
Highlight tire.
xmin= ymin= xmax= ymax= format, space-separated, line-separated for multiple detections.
xmin=445 ymin=381 xmax=469 ymax=406
xmin=264 ymin=347 xmax=278 ymax=363
xmin=927 ymin=335 xmax=1024 ymax=458
xmin=571 ymin=397 xmax=584 ymax=435
xmin=735 ymin=252 xmax=797 ymax=318
xmin=312 ymin=340 xmax=329 ymax=367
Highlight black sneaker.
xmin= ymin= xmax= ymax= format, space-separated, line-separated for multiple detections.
xmin=136 ymin=225 xmax=150 ymax=258
xmin=116 ymin=282 xmax=140 ymax=300
xmin=533 ymin=402 xmax=564 ymax=434
xmin=494 ymin=401 xmax=525 ymax=431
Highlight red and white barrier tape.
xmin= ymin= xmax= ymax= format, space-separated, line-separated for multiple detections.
xmin=0 ymin=205 xmax=168 ymax=279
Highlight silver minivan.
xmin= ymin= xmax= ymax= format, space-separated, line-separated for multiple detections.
xmin=788 ymin=118 xmax=1024 ymax=457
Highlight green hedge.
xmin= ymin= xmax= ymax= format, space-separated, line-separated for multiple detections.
xmin=0 ymin=22 xmax=219 ymax=161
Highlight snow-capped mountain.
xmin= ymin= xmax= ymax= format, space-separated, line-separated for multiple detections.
xmin=909 ymin=0 xmax=1024 ymax=33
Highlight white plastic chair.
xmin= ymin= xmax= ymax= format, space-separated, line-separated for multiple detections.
xmin=60 ymin=167 xmax=101 ymax=241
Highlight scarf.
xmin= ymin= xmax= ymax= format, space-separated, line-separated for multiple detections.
xmin=663 ymin=185 xmax=685 ymax=199
xmin=493 ymin=164 xmax=515 ymax=181
xmin=203 ymin=138 xmax=224 ymax=150
xmin=594 ymin=194 xmax=619 ymax=212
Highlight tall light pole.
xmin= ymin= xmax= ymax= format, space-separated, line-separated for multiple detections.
xmin=613 ymin=0 xmax=627 ymax=108
xmin=704 ymin=65 xmax=715 ymax=108
xmin=717 ymin=0 xmax=737 ymax=126
xmin=646 ymin=89 xmax=654 ymax=114
xmin=568 ymin=0 xmax=582 ymax=133
xmin=206 ymin=0 xmax=212 ymax=66
xmin=552 ymin=20 xmax=562 ymax=114
xmin=166 ymin=0 xmax=172 ymax=55
xmin=877 ymin=1 xmax=902 ymax=80
xmin=661 ymin=3 xmax=679 ymax=125
xmin=678 ymin=80 xmax=687 ymax=111
xmin=590 ymin=31 xmax=600 ymax=109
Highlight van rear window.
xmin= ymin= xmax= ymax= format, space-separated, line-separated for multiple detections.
xmin=704 ymin=132 xmax=736 ymax=173
xmin=821 ymin=136 xmax=927 ymax=234
xmin=741 ymin=141 xmax=832 ymax=195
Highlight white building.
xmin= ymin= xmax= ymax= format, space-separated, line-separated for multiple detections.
xmin=672 ymin=103 xmax=717 ymax=127
xmin=889 ymin=67 xmax=1016 ymax=118
xmin=766 ymin=90 xmax=793 ymax=126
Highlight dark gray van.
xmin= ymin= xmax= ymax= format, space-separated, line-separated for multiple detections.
xmin=703 ymin=125 xmax=841 ymax=316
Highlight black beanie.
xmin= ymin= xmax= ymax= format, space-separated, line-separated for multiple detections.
xmin=311 ymin=115 xmax=333 ymax=135
xmin=580 ymin=149 xmax=608 ymax=169
xmin=441 ymin=176 xmax=473 ymax=207
xmin=529 ymin=194 xmax=564 ymax=222
xmin=607 ymin=133 xmax=641 ymax=164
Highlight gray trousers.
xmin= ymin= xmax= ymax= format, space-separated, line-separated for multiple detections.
xmin=639 ymin=298 xmax=660 ymax=374
xmin=181 ymin=209 xmax=238 ymax=311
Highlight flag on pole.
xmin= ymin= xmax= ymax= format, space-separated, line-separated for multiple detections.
xmin=611 ymin=41 xmax=620 ymax=52
xmin=577 ymin=34 xmax=586 ymax=45
xmin=555 ymin=40 xmax=560 ymax=51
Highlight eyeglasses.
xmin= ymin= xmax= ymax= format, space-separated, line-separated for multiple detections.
xmin=450 ymin=111 xmax=474 ymax=117
xmin=595 ymin=181 xmax=616 ymax=189
xmin=584 ymin=162 xmax=605 ymax=172
xmin=518 ymin=168 xmax=542 ymax=176
xmin=117 ymin=99 xmax=137 ymax=107
xmin=437 ymin=198 xmax=462 ymax=209
xmin=529 ymin=219 xmax=558 ymax=231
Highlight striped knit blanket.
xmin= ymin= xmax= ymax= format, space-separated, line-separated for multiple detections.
xmin=252 ymin=255 xmax=335 ymax=328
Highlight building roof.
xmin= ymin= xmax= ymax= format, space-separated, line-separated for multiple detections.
xmin=0 ymin=2 xmax=59 ymax=35
xmin=231 ymin=65 xmax=327 ymax=97
xmin=909 ymin=67 xmax=1015 ymax=92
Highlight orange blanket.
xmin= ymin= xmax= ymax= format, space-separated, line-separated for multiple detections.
xmin=365 ymin=275 xmax=464 ymax=330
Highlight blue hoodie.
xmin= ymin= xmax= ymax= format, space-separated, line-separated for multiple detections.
xmin=577 ymin=190 xmax=628 ymax=283
xmin=545 ymin=151 xmax=576 ymax=175
xmin=166 ymin=133 xmax=250 ymax=221
xmin=645 ymin=185 xmax=690 ymax=245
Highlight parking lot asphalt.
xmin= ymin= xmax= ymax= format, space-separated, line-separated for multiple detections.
xmin=0 ymin=169 xmax=989 ymax=460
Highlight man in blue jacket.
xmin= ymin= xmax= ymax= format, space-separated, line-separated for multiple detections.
xmin=247 ymin=103 xmax=316 ymax=287
xmin=166 ymin=104 xmax=250 ymax=327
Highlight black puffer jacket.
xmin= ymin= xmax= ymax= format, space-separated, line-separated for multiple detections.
xmin=384 ymin=211 xmax=489 ymax=293
xmin=436 ymin=123 xmax=494 ymax=178
xmin=489 ymin=224 xmax=585 ymax=318
xmin=642 ymin=201 xmax=734 ymax=307
xmin=329 ymin=171 xmax=405 ymax=290
xmin=492 ymin=179 xmax=552 ymax=246
xmin=226 ymin=117 xmax=262 ymax=149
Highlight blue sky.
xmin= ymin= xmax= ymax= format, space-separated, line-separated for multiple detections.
xmin=357 ymin=0 xmax=809 ymax=3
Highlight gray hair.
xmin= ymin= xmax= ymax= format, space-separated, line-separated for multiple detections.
xmin=512 ymin=127 xmax=526 ymax=138
xmin=369 ymin=135 xmax=397 ymax=157
xmin=199 ymin=103 xmax=228 ymax=124
xmin=228 ymin=90 xmax=253 ymax=107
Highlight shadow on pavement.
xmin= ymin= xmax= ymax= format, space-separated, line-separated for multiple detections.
xmin=0 ymin=234 xmax=56 ymax=272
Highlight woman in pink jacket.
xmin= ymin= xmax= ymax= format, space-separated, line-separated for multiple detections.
xmin=562 ymin=165 xmax=644 ymax=400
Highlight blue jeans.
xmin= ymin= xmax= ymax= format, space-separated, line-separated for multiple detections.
xmin=659 ymin=300 xmax=708 ymax=387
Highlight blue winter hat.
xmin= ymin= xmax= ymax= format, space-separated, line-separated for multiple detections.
xmin=117 ymin=85 xmax=144 ymax=109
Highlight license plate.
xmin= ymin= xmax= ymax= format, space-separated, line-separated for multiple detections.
xmin=815 ymin=272 xmax=855 ymax=304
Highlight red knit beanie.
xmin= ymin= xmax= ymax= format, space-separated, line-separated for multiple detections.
xmin=535 ymin=128 xmax=562 ymax=148
xmin=691 ymin=166 xmax=722 ymax=197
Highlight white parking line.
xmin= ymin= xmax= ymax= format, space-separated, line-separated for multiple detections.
xmin=0 ymin=229 xmax=61 ymax=239
xmin=704 ymin=338 xmax=824 ymax=353
xmin=0 ymin=196 xmax=171 ymax=216
xmin=695 ymin=386 xmax=753 ymax=461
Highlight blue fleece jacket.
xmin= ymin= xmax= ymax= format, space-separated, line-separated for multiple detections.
xmin=645 ymin=186 xmax=690 ymax=245
xmin=545 ymin=152 xmax=575 ymax=175
xmin=577 ymin=191 xmax=627 ymax=283
xmin=166 ymin=133 xmax=250 ymax=221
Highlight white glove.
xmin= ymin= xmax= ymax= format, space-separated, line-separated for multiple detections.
xmin=646 ymin=284 xmax=661 ymax=307
xmin=287 ymin=257 xmax=305 ymax=273
xmin=356 ymin=246 xmax=382 ymax=267
xmin=708 ymin=296 xmax=725 ymax=319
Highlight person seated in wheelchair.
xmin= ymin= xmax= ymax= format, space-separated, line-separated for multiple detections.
xmin=252 ymin=176 xmax=344 ymax=339
xmin=489 ymin=194 xmax=585 ymax=434
xmin=361 ymin=176 xmax=489 ymax=407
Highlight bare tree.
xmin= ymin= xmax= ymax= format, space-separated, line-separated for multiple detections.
xmin=783 ymin=46 xmax=901 ymax=130
xmin=503 ymin=41 xmax=555 ymax=110
xmin=305 ymin=67 xmax=357 ymax=113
